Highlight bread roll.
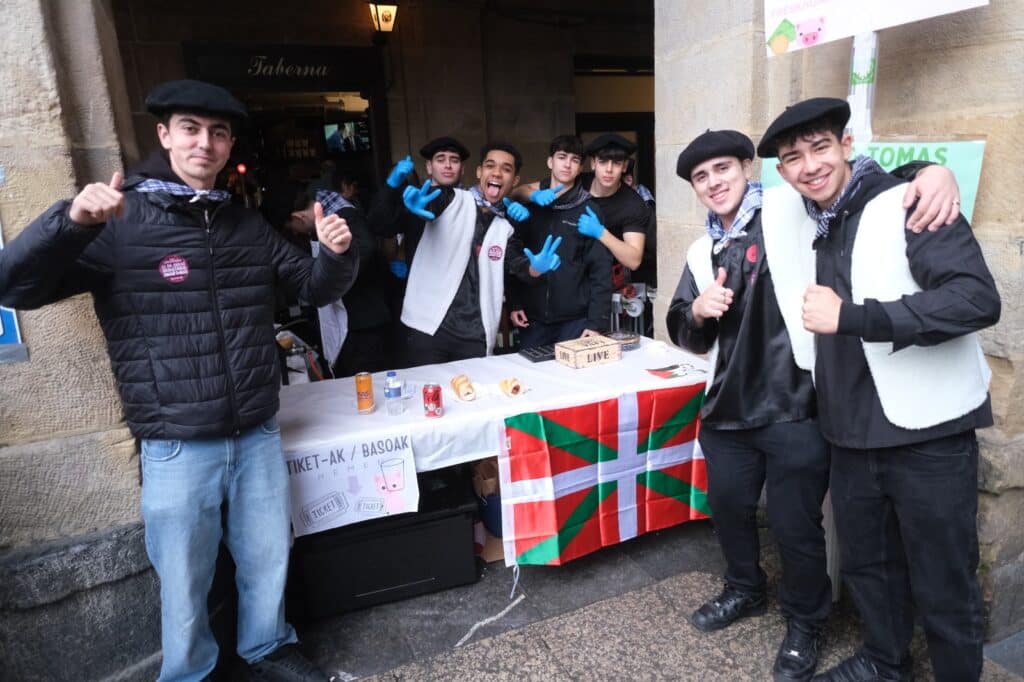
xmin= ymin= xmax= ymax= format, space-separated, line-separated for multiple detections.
xmin=500 ymin=378 xmax=522 ymax=397
xmin=450 ymin=374 xmax=476 ymax=401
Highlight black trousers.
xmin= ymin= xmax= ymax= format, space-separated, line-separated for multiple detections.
xmin=518 ymin=318 xmax=589 ymax=349
xmin=332 ymin=325 xmax=391 ymax=378
xmin=830 ymin=432 xmax=984 ymax=682
xmin=699 ymin=420 xmax=832 ymax=625
xmin=404 ymin=325 xmax=486 ymax=367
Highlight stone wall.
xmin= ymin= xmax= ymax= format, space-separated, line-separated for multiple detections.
xmin=653 ymin=1 xmax=1024 ymax=641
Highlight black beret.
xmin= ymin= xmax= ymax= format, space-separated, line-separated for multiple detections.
xmin=757 ymin=97 xmax=850 ymax=158
xmin=676 ymin=129 xmax=755 ymax=182
xmin=585 ymin=133 xmax=636 ymax=158
xmin=419 ymin=136 xmax=470 ymax=161
xmin=145 ymin=79 xmax=247 ymax=120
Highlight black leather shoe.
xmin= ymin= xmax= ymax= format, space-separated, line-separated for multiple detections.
xmin=810 ymin=653 xmax=909 ymax=682
xmin=690 ymin=584 xmax=767 ymax=632
xmin=773 ymin=620 xmax=824 ymax=681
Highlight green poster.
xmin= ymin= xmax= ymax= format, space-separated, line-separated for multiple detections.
xmin=760 ymin=140 xmax=986 ymax=222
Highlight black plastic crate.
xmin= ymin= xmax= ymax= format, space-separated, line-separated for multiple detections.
xmin=288 ymin=465 xmax=479 ymax=620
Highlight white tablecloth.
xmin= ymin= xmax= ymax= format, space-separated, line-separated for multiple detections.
xmin=278 ymin=338 xmax=709 ymax=472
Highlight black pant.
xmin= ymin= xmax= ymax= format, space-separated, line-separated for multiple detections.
xmin=830 ymin=432 xmax=983 ymax=682
xmin=332 ymin=325 xmax=391 ymax=378
xmin=404 ymin=325 xmax=486 ymax=367
xmin=518 ymin=318 xmax=589 ymax=349
xmin=699 ymin=420 xmax=831 ymax=625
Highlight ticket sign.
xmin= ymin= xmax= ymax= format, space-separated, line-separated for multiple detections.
xmin=285 ymin=430 xmax=419 ymax=537
xmin=760 ymin=140 xmax=986 ymax=222
xmin=765 ymin=0 xmax=988 ymax=56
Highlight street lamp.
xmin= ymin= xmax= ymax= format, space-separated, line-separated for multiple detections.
xmin=367 ymin=3 xmax=398 ymax=33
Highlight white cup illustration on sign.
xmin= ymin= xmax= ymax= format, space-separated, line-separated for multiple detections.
xmin=379 ymin=458 xmax=406 ymax=490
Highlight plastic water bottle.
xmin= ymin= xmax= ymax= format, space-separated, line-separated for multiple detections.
xmin=384 ymin=371 xmax=404 ymax=416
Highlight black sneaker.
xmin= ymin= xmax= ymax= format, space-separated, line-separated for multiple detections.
xmin=773 ymin=620 xmax=824 ymax=681
xmin=690 ymin=583 xmax=767 ymax=632
xmin=248 ymin=644 xmax=328 ymax=682
xmin=810 ymin=653 xmax=910 ymax=682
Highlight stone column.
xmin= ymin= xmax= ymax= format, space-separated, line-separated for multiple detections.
xmin=0 ymin=0 xmax=159 ymax=677
xmin=654 ymin=0 xmax=1024 ymax=640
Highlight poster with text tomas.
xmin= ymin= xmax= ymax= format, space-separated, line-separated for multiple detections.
xmin=764 ymin=0 xmax=988 ymax=56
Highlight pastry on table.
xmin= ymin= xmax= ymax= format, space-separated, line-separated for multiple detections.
xmin=499 ymin=378 xmax=523 ymax=397
xmin=450 ymin=374 xmax=477 ymax=401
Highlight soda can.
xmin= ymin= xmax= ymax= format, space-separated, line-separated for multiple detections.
xmin=355 ymin=372 xmax=375 ymax=414
xmin=423 ymin=383 xmax=443 ymax=418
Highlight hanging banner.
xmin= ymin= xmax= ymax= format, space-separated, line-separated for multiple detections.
xmin=764 ymin=0 xmax=988 ymax=56
xmin=285 ymin=430 xmax=419 ymax=537
xmin=760 ymin=140 xmax=986 ymax=222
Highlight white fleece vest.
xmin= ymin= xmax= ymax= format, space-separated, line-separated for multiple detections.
xmin=761 ymin=182 xmax=991 ymax=430
xmin=400 ymin=189 xmax=513 ymax=355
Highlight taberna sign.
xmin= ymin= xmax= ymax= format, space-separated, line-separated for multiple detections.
xmin=183 ymin=43 xmax=382 ymax=92
xmin=247 ymin=55 xmax=331 ymax=79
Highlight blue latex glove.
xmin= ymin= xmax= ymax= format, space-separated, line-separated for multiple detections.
xmin=577 ymin=206 xmax=605 ymax=239
xmin=502 ymin=197 xmax=530 ymax=223
xmin=386 ymin=154 xmax=415 ymax=189
xmin=530 ymin=184 xmax=564 ymax=207
xmin=402 ymin=180 xmax=441 ymax=220
xmin=389 ymin=259 xmax=409 ymax=280
xmin=524 ymin=234 xmax=563 ymax=275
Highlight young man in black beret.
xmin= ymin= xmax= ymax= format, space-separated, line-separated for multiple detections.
xmin=367 ymin=135 xmax=470 ymax=270
xmin=507 ymin=134 xmax=613 ymax=347
xmin=0 ymin=79 xmax=356 ymax=680
xmin=668 ymin=129 xmax=833 ymax=681
xmin=382 ymin=141 xmax=555 ymax=363
xmin=668 ymin=126 xmax=965 ymax=680
xmin=760 ymin=97 xmax=999 ymax=682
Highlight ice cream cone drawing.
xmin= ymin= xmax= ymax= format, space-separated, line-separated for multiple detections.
xmin=767 ymin=19 xmax=797 ymax=54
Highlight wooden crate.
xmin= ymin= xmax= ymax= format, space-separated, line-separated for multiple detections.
xmin=554 ymin=335 xmax=622 ymax=369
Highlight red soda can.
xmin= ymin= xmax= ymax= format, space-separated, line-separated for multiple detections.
xmin=355 ymin=372 xmax=375 ymax=414
xmin=423 ymin=383 xmax=443 ymax=417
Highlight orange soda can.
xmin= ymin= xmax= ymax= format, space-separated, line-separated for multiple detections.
xmin=355 ymin=372 xmax=375 ymax=414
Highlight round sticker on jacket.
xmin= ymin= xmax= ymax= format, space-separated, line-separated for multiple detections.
xmin=159 ymin=255 xmax=190 ymax=283
xmin=746 ymin=244 xmax=758 ymax=264
xmin=487 ymin=245 xmax=503 ymax=261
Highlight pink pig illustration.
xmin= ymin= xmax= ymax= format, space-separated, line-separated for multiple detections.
xmin=796 ymin=17 xmax=825 ymax=47
xmin=374 ymin=473 xmax=405 ymax=514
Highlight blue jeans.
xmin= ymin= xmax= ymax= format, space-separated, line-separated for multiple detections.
xmin=141 ymin=418 xmax=297 ymax=682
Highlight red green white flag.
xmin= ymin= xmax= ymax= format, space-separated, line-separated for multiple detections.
xmin=499 ymin=383 xmax=710 ymax=566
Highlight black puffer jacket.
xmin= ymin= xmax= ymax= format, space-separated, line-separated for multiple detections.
xmin=0 ymin=153 xmax=358 ymax=439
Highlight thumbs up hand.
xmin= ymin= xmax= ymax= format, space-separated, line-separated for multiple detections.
xmin=501 ymin=197 xmax=530 ymax=223
xmin=314 ymin=202 xmax=353 ymax=254
xmin=386 ymin=154 xmax=415 ymax=189
xmin=692 ymin=267 xmax=734 ymax=324
xmin=530 ymin=184 xmax=564 ymax=207
xmin=577 ymin=206 xmax=605 ymax=239
xmin=69 ymin=171 xmax=125 ymax=226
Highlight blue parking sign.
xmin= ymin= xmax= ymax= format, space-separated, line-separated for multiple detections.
xmin=0 ymin=306 xmax=21 ymax=344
